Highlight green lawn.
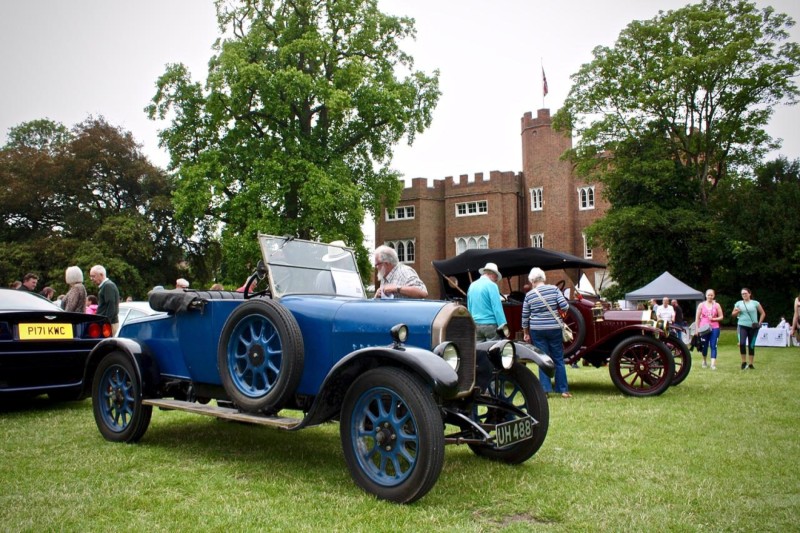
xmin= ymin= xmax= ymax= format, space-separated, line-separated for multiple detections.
xmin=2 ymin=330 xmax=798 ymax=532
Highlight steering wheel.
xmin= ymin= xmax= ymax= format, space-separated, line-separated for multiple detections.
xmin=243 ymin=272 xmax=269 ymax=299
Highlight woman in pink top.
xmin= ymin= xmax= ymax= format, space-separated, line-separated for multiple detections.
xmin=695 ymin=289 xmax=724 ymax=369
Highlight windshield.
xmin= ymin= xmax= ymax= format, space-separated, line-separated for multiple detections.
xmin=258 ymin=235 xmax=365 ymax=299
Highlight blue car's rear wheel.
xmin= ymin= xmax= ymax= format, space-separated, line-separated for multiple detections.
xmin=218 ymin=299 xmax=304 ymax=413
xmin=340 ymin=367 xmax=444 ymax=504
xmin=92 ymin=351 xmax=152 ymax=443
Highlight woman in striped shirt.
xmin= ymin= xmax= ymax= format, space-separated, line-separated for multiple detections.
xmin=522 ymin=267 xmax=572 ymax=398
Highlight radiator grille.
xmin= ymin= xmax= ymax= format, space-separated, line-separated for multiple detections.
xmin=432 ymin=304 xmax=476 ymax=397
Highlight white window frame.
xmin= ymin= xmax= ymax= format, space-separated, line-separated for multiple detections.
xmin=455 ymin=235 xmax=489 ymax=255
xmin=578 ymin=186 xmax=595 ymax=210
xmin=582 ymin=233 xmax=593 ymax=259
xmin=385 ymin=205 xmax=415 ymax=221
xmin=530 ymin=233 xmax=544 ymax=248
xmin=385 ymin=239 xmax=416 ymax=262
xmin=530 ymin=187 xmax=543 ymax=211
xmin=455 ymin=200 xmax=488 ymax=217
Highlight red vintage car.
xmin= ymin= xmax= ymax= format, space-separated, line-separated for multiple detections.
xmin=433 ymin=248 xmax=690 ymax=397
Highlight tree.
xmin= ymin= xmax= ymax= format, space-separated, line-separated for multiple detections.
xmin=554 ymin=0 xmax=800 ymax=291
xmin=711 ymin=157 xmax=800 ymax=319
xmin=147 ymin=0 xmax=440 ymax=282
xmin=0 ymin=118 xmax=196 ymax=297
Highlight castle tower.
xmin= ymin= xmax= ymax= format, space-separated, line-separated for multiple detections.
xmin=520 ymin=109 xmax=576 ymax=251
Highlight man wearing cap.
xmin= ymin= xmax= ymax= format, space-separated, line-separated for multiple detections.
xmin=467 ymin=262 xmax=508 ymax=341
xmin=373 ymin=245 xmax=427 ymax=299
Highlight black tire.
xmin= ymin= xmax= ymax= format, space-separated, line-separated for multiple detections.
xmin=340 ymin=367 xmax=445 ymax=504
xmin=92 ymin=351 xmax=152 ymax=443
xmin=609 ymin=335 xmax=675 ymax=397
xmin=218 ymin=299 xmax=304 ymax=413
xmin=664 ymin=334 xmax=691 ymax=386
xmin=468 ymin=363 xmax=549 ymax=463
xmin=562 ymin=304 xmax=586 ymax=360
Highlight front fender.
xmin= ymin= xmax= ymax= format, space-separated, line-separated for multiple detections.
xmin=82 ymin=338 xmax=161 ymax=398
xmin=515 ymin=342 xmax=555 ymax=377
xmin=297 ymin=345 xmax=458 ymax=429
xmin=475 ymin=340 xmax=555 ymax=378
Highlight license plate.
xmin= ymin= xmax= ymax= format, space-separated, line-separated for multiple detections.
xmin=494 ymin=416 xmax=534 ymax=448
xmin=18 ymin=323 xmax=74 ymax=340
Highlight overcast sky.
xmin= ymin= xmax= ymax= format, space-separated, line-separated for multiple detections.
xmin=1 ymin=0 xmax=798 ymax=187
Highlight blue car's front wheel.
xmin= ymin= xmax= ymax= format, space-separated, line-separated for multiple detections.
xmin=218 ymin=299 xmax=304 ymax=413
xmin=340 ymin=367 xmax=444 ymax=504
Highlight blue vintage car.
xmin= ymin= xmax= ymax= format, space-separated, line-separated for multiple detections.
xmin=84 ymin=235 xmax=554 ymax=503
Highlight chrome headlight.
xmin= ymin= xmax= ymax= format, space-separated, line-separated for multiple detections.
xmin=390 ymin=324 xmax=408 ymax=345
xmin=488 ymin=339 xmax=516 ymax=369
xmin=433 ymin=341 xmax=460 ymax=371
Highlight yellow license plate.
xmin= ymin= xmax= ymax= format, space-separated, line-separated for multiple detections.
xmin=18 ymin=323 xmax=74 ymax=340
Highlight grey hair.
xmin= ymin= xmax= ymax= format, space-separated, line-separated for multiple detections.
xmin=90 ymin=265 xmax=106 ymax=277
xmin=65 ymin=266 xmax=83 ymax=284
xmin=528 ymin=267 xmax=546 ymax=283
xmin=374 ymin=245 xmax=399 ymax=266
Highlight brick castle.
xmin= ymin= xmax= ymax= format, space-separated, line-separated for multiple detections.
xmin=375 ymin=108 xmax=609 ymax=296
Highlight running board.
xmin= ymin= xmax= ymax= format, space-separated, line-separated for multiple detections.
xmin=142 ymin=398 xmax=302 ymax=429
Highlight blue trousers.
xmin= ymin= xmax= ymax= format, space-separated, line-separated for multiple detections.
xmin=531 ymin=328 xmax=568 ymax=393
xmin=701 ymin=328 xmax=721 ymax=359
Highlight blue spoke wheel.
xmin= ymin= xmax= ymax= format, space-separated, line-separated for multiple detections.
xmin=92 ymin=351 xmax=152 ymax=443
xmin=469 ymin=363 xmax=549 ymax=464
xmin=609 ymin=335 xmax=675 ymax=397
xmin=218 ymin=300 xmax=303 ymax=413
xmin=340 ymin=367 xmax=444 ymax=504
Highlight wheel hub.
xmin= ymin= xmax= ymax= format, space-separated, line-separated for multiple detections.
xmin=375 ymin=422 xmax=397 ymax=451
xmin=248 ymin=344 xmax=265 ymax=366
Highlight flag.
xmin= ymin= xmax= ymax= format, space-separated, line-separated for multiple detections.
xmin=542 ymin=67 xmax=549 ymax=97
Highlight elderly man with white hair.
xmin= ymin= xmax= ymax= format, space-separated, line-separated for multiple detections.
xmin=176 ymin=278 xmax=190 ymax=289
xmin=373 ymin=245 xmax=427 ymax=299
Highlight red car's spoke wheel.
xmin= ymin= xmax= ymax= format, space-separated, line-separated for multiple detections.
xmin=608 ymin=336 xmax=675 ymax=397
xmin=664 ymin=334 xmax=691 ymax=386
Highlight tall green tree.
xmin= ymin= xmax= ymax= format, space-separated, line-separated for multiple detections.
xmin=554 ymin=0 xmax=800 ymax=292
xmin=147 ymin=0 xmax=440 ymax=281
xmin=712 ymin=157 xmax=800 ymax=318
xmin=0 ymin=118 xmax=195 ymax=297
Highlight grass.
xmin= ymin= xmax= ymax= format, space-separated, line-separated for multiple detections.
xmin=1 ymin=329 xmax=798 ymax=532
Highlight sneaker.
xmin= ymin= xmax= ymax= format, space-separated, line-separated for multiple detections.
xmin=741 ymin=362 xmax=748 ymax=370
xmin=748 ymin=364 xmax=755 ymax=370
xmin=702 ymin=361 xmax=708 ymax=368
xmin=711 ymin=365 xmax=716 ymax=370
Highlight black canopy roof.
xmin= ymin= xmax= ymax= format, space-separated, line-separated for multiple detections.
xmin=432 ymin=247 xmax=605 ymax=300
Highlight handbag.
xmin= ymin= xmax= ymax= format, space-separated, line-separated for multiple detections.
xmin=744 ymin=302 xmax=760 ymax=335
xmin=534 ymin=288 xmax=573 ymax=343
